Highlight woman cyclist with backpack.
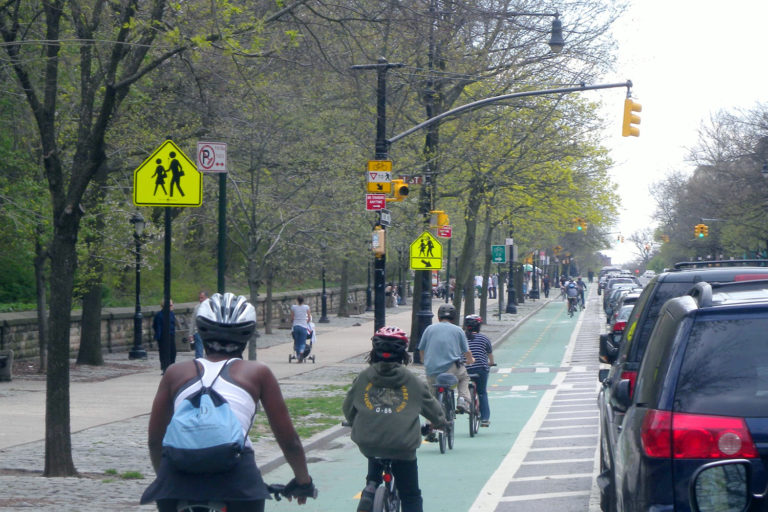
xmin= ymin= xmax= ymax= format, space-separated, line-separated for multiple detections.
xmin=141 ymin=293 xmax=315 ymax=511
xmin=343 ymin=326 xmax=446 ymax=512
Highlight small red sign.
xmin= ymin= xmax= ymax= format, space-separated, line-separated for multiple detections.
xmin=437 ymin=225 xmax=452 ymax=238
xmin=366 ymin=194 xmax=387 ymax=211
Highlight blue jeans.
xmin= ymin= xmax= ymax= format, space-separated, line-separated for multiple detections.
xmin=292 ymin=325 xmax=308 ymax=357
xmin=471 ymin=367 xmax=490 ymax=421
xmin=193 ymin=332 xmax=204 ymax=359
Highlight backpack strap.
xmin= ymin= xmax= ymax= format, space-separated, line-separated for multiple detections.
xmin=207 ymin=359 xmax=232 ymax=389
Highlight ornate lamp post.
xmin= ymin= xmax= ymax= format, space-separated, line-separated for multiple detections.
xmin=129 ymin=213 xmax=147 ymax=359
xmin=505 ymin=230 xmax=518 ymax=314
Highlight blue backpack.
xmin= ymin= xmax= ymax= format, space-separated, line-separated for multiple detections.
xmin=162 ymin=360 xmax=246 ymax=474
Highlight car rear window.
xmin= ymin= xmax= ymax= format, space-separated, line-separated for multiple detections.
xmin=675 ymin=316 xmax=768 ymax=417
xmin=631 ymin=282 xmax=692 ymax=360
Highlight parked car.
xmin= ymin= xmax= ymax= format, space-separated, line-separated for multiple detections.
xmin=599 ymin=304 xmax=634 ymax=364
xmin=597 ymin=261 xmax=768 ymax=512
xmin=602 ymin=279 xmax=768 ymax=511
xmin=603 ymin=284 xmax=641 ymax=322
xmin=609 ymin=291 xmax=641 ymax=327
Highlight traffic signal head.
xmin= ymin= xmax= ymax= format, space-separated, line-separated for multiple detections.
xmin=694 ymin=224 xmax=703 ymax=238
xmin=622 ymin=98 xmax=642 ymax=137
xmin=389 ymin=179 xmax=409 ymax=201
xmin=702 ymin=224 xmax=709 ymax=237
xmin=430 ymin=210 xmax=448 ymax=227
xmin=573 ymin=217 xmax=585 ymax=231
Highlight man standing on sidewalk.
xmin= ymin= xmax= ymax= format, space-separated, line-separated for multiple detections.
xmin=418 ymin=304 xmax=475 ymax=413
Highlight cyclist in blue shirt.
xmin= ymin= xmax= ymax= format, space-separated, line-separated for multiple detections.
xmin=463 ymin=315 xmax=495 ymax=427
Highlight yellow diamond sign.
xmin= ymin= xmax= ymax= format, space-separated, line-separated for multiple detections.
xmin=410 ymin=231 xmax=443 ymax=270
xmin=133 ymin=140 xmax=202 ymax=207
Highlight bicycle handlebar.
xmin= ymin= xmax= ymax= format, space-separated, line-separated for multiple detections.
xmin=267 ymin=479 xmax=318 ymax=501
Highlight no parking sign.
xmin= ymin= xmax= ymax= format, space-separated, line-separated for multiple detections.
xmin=197 ymin=142 xmax=227 ymax=172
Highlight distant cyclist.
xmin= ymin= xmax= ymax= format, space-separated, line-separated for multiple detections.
xmin=463 ymin=315 xmax=495 ymax=427
xmin=576 ymin=277 xmax=587 ymax=308
xmin=418 ymin=304 xmax=475 ymax=413
xmin=343 ymin=326 xmax=445 ymax=512
xmin=565 ymin=280 xmax=579 ymax=313
xmin=141 ymin=293 xmax=314 ymax=511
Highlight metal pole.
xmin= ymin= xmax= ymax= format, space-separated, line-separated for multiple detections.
xmin=319 ymin=267 xmax=329 ymax=323
xmin=129 ymin=230 xmax=147 ymax=359
xmin=506 ymin=241 xmax=517 ymax=314
xmin=218 ymin=173 xmax=226 ymax=294
xmin=161 ymin=208 xmax=172 ymax=371
xmin=529 ymin=250 xmax=540 ymax=300
xmin=366 ymin=259 xmax=373 ymax=311
xmin=398 ymin=248 xmax=406 ymax=306
xmin=445 ymin=238 xmax=451 ymax=303
xmin=497 ymin=263 xmax=503 ymax=320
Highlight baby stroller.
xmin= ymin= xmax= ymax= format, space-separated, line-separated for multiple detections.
xmin=289 ymin=322 xmax=316 ymax=363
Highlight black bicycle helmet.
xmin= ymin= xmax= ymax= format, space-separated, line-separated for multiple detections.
xmin=196 ymin=293 xmax=256 ymax=351
xmin=437 ymin=303 xmax=456 ymax=320
xmin=464 ymin=314 xmax=482 ymax=333
xmin=371 ymin=326 xmax=408 ymax=362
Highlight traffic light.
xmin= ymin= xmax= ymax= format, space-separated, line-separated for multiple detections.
xmin=430 ymin=210 xmax=448 ymax=227
xmin=620 ymin=236 xmax=624 ymax=243
xmin=694 ymin=224 xmax=703 ymax=238
xmin=389 ymin=179 xmax=409 ymax=201
xmin=701 ymin=224 xmax=709 ymax=237
xmin=573 ymin=217 xmax=586 ymax=232
xmin=661 ymin=234 xmax=670 ymax=243
xmin=622 ymin=98 xmax=642 ymax=137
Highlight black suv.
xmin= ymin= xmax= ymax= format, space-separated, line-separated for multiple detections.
xmin=597 ymin=261 xmax=768 ymax=512
xmin=602 ymin=280 xmax=768 ymax=511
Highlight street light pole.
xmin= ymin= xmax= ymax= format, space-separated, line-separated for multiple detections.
xmin=506 ymin=232 xmax=518 ymax=314
xmin=529 ymin=249 xmax=540 ymax=300
xmin=129 ymin=214 xmax=147 ymax=359
xmin=351 ymin=57 xmax=403 ymax=332
xmin=366 ymin=258 xmax=373 ymax=311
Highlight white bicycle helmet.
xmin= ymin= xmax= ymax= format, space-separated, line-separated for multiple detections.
xmin=196 ymin=293 xmax=256 ymax=352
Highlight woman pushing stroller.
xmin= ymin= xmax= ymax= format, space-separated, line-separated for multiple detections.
xmin=290 ymin=295 xmax=312 ymax=362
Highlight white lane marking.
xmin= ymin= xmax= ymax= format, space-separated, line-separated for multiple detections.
xmin=534 ymin=434 xmax=598 ymax=441
xmin=542 ymin=416 xmax=597 ymax=422
xmin=511 ymin=473 xmax=594 ymax=481
xmin=500 ymin=491 xmax=591 ymax=502
xmin=470 ymin=308 xmax=587 ymax=511
xmin=528 ymin=445 xmax=598 ymax=452
xmin=520 ymin=457 xmax=595 ymax=464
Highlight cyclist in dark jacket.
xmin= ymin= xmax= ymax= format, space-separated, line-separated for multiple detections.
xmin=343 ymin=326 xmax=445 ymax=512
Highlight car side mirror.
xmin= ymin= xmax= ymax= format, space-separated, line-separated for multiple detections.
xmin=598 ymin=368 xmax=609 ymax=383
xmin=690 ymin=460 xmax=752 ymax=512
xmin=599 ymin=333 xmax=619 ymax=364
xmin=610 ymin=379 xmax=632 ymax=412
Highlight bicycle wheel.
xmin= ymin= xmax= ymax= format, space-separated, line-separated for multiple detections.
xmin=438 ymin=429 xmax=446 ymax=453
xmin=372 ymin=485 xmax=387 ymax=512
xmin=176 ymin=501 xmax=226 ymax=512
xmin=436 ymin=391 xmax=447 ymax=454
xmin=469 ymin=386 xmax=479 ymax=437
xmin=446 ymin=392 xmax=455 ymax=450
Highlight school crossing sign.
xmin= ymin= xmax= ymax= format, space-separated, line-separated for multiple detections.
xmin=409 ymin=231 xmax=443 ymax=270
xmin=133 ymin=140 xmax=202 ymax=207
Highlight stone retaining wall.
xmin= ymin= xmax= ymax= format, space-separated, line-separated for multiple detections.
xmin=0 ymin=286 xmax=368 ymax=360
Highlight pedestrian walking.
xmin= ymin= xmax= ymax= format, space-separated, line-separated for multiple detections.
xmin=153 ymin=300 xmax=177 ymax=374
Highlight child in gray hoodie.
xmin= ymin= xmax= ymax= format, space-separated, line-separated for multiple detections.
xmin=343 ymin=326 xmax=445 ymax=512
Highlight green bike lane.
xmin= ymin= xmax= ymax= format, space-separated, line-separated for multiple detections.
xmin=264 ymin=301 xmax=580 ymax=511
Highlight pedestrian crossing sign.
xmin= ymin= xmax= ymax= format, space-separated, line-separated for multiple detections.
xmin=409 ymin=231 xmax=443 ymax=270
xmin=133 ymin=140 xmax=203 ymax=207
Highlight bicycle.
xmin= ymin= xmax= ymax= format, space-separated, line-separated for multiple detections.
xmin=567 ymin=296 xmax=578 ymax=317
xmin=370 ymin=458 xmax=401 ymax=512
xmin=175 ymin=482 xmax=318 ymax=511
xmin=432 ymin=372 xmax=457 ymax=454
xmin=467 ymin=373 xmax=480 ymax=437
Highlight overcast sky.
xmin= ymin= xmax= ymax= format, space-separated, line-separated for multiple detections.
xmin=592 ymin=0 xmax=768 ymax=264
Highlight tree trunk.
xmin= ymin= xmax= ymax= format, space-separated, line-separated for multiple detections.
xmin=34 ymin=227 xmax=48 ymax=374
xmin=77 ymin=283 xmax=104 ymax=365
xmin=338 ymin=258 xmax=349 ymax=317
xmin=248 ymin=276 xmax=260 ymax=361
xmin=479 ymin=210 xmax=493 ymax=321
xmin=455 ymin=185 xmax=482 ymax=319
xmin=44 ymin=217 xmax=79 ymax=477
xmin=264 ymin=265 xmax=273 ymax=335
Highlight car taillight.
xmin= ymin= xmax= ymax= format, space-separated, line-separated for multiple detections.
xmin=437 ymin=386 xmax=446 ymax=393
xmin=620 ymin=370 xmax=637 ymax=397
xmin=612 ymin=321 xmax=626 ymax=332
xmin=641 ymin=410 xmax=758 ymax=459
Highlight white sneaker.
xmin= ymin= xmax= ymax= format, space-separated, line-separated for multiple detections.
xmin=457 ymin=397 xmax=469 ymax=413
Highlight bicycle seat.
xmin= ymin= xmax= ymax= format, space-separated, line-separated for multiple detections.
xmin=435 ymin=372 xmax=458 ymax=388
